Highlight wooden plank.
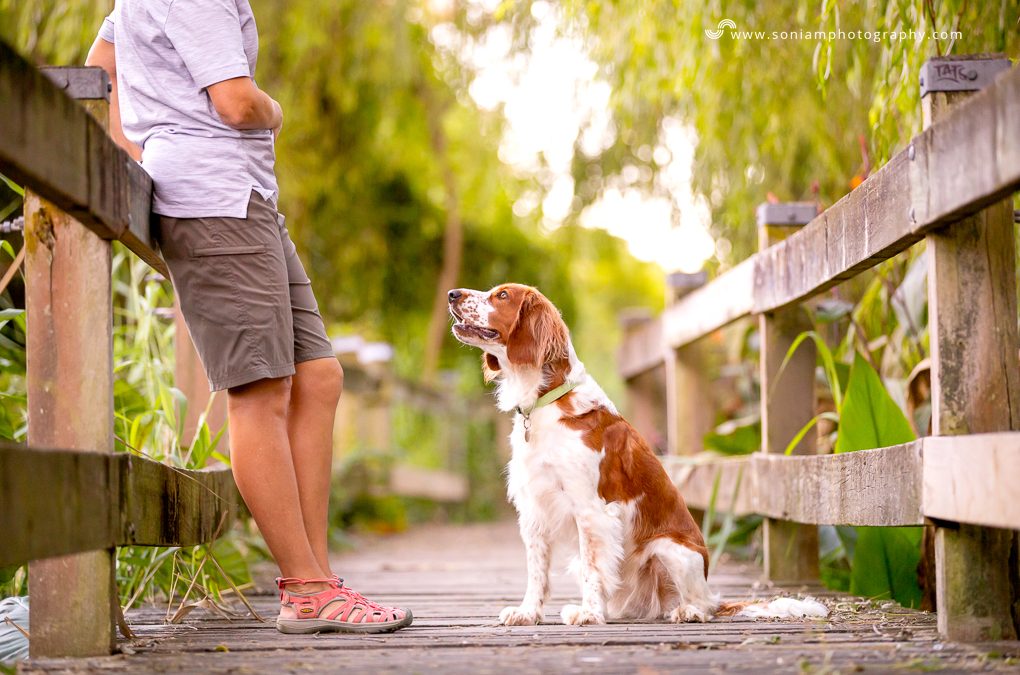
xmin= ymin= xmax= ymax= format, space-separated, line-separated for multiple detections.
xmin=0 ymin=43 xmax=163 ymax=274
xmin=25 ymin=522 xmax=1006 ymax=674
xmin=753 ymin=443 xmax=924 ymax=526
xmin=616 ymin=316 xmax=664 ymax=380
xmin=661 ymin=257 xmax=754 ymax=350
xmin=389 ymin=463 xmax=469 ymax=502
xmin=924 ymin=70 xmax=1020 ymax=642
xmin=121 ymin=458 xmax=239 ymax=547
xmin=0 ymin=444 xmax=239 ymax=566
xmin=0 ymin=443 xmax=119 ymax=565
xmin=664 ymin=343 xmax=714 ymax=456
xmin=922 ymin=433 xmax=1020 ymax=530
xmin=662 ymin=456 xmax=754 ymax=516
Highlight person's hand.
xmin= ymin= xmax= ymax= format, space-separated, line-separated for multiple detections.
xmin=270 ymin=98 xmax=283 ymax=140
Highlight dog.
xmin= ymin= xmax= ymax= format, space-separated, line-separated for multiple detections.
xmin=448 ymin=283 xmax=827 ymax=626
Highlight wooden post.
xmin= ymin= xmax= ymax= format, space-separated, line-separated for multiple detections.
xmin=757 ymin=201 xmax=820 ymax=583
xmin=618 ymin=309 xmax=668 ymax=453
xmin=664 ymin=272 xmax=713 ymax=456
xmin=921 ymin=55 xmax=1020 ymax=642
xmin=26 ymin=68 xmax=116 ymax=656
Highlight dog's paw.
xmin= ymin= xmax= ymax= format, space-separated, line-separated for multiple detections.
xmin=561 ymin=604 xmax=606 ymax=626
xmin=668 ymin=604 xmax=710 ymax=623
xmin=498 ymin=605 xmax=541 ymax=626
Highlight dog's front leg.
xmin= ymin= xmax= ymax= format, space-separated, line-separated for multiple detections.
xmin=561 ymin=521 xmax=612 ymax=626
xmin=499 ymin=520 xmax=551 ymax=626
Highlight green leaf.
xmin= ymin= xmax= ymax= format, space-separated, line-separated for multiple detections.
xmin=835 ymin=351 xmax=915 ymax=454
xmin=835 ymin=351 xmax=921 ymax=608
xmin=849 ymin=526 xmax=923 ymax=609
xmin=703 ymin=416 xmax=760 ymax=455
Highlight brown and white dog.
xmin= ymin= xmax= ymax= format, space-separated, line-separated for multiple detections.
xmin=448 ymin=284 xmax=827 ymax=626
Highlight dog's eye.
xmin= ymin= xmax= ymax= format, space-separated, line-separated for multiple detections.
xmin=498 ymin=290 xmax=509 ymax=300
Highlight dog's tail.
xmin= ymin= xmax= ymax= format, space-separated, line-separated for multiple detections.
xmin=716 ymin=597 xmax=828 ymax=619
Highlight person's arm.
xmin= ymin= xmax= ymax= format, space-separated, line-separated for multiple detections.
xmin=85 ymin=36 xmax=143 ymax=161
xmin=206 ymin=77 xmax=282 ymax=136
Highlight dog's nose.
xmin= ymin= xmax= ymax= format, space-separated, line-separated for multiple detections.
xmin=448 ymin=289 xmax=463 ymax=303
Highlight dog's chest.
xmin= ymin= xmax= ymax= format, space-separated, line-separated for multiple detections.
xmin=507 ymin=411 xmax=601 ymax=508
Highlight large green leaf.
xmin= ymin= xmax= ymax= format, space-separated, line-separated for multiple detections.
xmin=835 ymin=352 xmax=915 ymax=454
xmin=850 ymin=526 xmax=923 ymax=608
xmin=835 ymin=352 xmax=921 ymax=607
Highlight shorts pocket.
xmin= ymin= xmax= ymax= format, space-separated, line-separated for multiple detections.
xmin=192 ymin=244 xmax=268 ymax=257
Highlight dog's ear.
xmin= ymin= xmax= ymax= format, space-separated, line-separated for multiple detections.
xmin=483 ymin=353 xmax=501 ymax=381
xmin=506 ymin=290 xmax=569 ymax=368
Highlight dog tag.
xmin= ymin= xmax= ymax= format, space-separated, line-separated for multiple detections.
xmin=525 ymin=428 xmax=531 ymax=443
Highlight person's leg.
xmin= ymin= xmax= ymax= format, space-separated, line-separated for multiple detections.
xmin=287 ymin=357 xmax=344 ymax=576
xmin=227 ymin=376 xmax=329 ymax=591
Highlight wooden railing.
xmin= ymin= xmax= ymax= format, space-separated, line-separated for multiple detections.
xmin=0 ymin=42 xmax=241 ymax=657
xmin=618 ymin=54 xmax=1020 ymax=642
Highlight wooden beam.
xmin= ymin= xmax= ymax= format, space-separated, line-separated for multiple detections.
xmin=663 ymin=434 xmax=1020 ymax=529
xmin=662 ymin=257 xmax=754 ymax=350
xmin=0 ymin=42 xmax=164 ymax=274
xmin=617 ymin=316 xmax=665 ymax=380
xmin=922 ymin=433 xmax=1020 ymax=530
xmin=753 ymin=443 xmax=924 ymax=526
xmin=0 ymin=443 xmax=238 ymax=567
xmin=662 ymin=455 xmax=754 ymax=516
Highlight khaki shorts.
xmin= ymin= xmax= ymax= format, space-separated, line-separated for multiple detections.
xmin=157 ymin=192 xmax=334 ymax=391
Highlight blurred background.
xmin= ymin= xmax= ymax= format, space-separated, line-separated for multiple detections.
xmin=0 ymin=0 xmax=1017 ymax=609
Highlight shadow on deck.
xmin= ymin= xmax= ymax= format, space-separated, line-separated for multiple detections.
xmin=22 ymin=523 xmax=1020 ymax=673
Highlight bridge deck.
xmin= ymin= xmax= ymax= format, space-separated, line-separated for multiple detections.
xmin=23 ymin=523 xmax=1020 ymax=673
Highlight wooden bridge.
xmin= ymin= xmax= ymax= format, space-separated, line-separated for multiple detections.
xmin=2 ymin=39 xmax=1020 ymax=670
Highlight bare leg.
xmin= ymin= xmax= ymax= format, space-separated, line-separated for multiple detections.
xmin=227 ymin=376 xmax=327 ymax=591
xmin=287 ymin=357 xmax=344 ymax=576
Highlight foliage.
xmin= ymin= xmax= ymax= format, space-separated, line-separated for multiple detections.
xmin=502 ymin=0 xmax=1018 ymax=263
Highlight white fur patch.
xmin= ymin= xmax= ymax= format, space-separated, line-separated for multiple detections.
xmin=738 ymin=597 xmax=829 ymax=619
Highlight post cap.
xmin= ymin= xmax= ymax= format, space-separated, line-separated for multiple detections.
xmin=40 ymin=66 xmax=110 ymax=101
xmin=919 ymin=56 xmax=1012 ymax=98
xmin=756 ymin=202 xmax=818 ymax=228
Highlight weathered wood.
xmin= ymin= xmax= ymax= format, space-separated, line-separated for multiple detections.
xmin=924 ymin=78 xmax=1020 ymax=643
xmin=665 ymin=344 xmax=714 ymax=456
xmin=661 ymin=257 xmax=755 ymax=350
xmin=616 ymin=315 xmax=664 ymax=380
xmin=389 ymin=463 xmax=469 ymax=502
xmin=0 ymin=43 xmax=164 ymax=274
xmin=23 ymin=522 xmax=1016 ymax=674
xmin=0 ymin=444 xmax=239 ymax=566
xmin=757 ymin=211 xmax=818 ymax=584
xmin=121 ymin=457 xmax=239 ymax=547
xmin=753 ymin=442 xmax=924 ymax=526
xmin=663 ymin=455 xmax=753 ymax=515
xmin=922 ymin=433 xmax=1020 ymax=530
xmin=23 ymin=85 xmax=116 ymax=656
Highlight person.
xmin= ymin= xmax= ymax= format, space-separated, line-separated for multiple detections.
xmin=86 ymin=0 xmax=412 ymax=634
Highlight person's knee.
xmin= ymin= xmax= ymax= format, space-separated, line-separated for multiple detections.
xmin=227 ymin=375 xmax=292 ymax=419
xmin=296 ymin=357 xmax=343 ymax=406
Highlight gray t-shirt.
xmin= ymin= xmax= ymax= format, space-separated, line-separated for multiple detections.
xmin=99 ymin=0 xmax=278 ymax=218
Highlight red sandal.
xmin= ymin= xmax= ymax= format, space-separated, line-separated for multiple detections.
xmin=275 ymin=576 xmax=413 ymax=634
